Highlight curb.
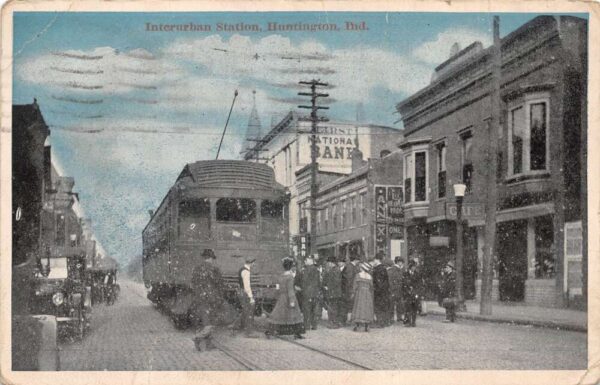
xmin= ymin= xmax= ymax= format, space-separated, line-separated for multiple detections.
xmin=426 ymin=309 xmax=587 ymax=332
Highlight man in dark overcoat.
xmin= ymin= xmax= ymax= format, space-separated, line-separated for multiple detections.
xmin=341 ymin=254 xmax=360 ymax=325
xmin=402 ymin=261 xmax=423 ymax=327
xmin=322 ymin=258 xmax=343 ymax=328
xmin=191 ymin=249 xmax=227 ymax=347
xmin=372 ymin=253 xmax=391 ymax=327
xmin=438 ymin=262 xmax=457 ymax=323
xmin=387 ymin=257 xmax=406 ymax=323
xmin=295 ymin=255 xmax=321 ymax=330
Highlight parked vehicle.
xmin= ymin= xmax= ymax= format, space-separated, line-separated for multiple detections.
xmin=32 ymin=254 xmax=91 ymax=341
xmin=142 ymin=160 xmax=289 ymax=328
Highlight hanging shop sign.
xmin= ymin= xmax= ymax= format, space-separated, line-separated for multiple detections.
xmin=445 ymin=202 xmax=485 ymax=221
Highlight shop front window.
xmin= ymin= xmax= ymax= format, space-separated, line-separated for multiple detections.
xmin=535 ymin=216 xmax=555 ymax=279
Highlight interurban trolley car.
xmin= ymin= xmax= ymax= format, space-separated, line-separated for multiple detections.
xmin=142 ymin=160 xmax=289 ymax=327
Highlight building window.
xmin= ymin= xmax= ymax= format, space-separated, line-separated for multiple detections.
xmin=56 ymin=214 xmax=66 ymax=246
xmin=332 ymin=203 xmax=338 ymax=230
xmin=404 ymin=149 xmax=428 ymax=203
xmin=316 ymin=209 xmax=321 ymax=234
xmin=436 ymin=142 xmax=447 ymax=198
xmin=341 ymin=199 xmax=347 ymax=229
xmin=414 ymin=151 xmax=427 ymax=201
xmin=351 ymin=196 xmax=357 ymax=226
xmin=298 ymin=202 xmax=308 ymax=233
xmin=461 ymin=131 xmax=473 ymax=193
xmin=508 ymin=99 xmax=549 ymax=176
xmin=324 ymin=206 xmax=329 ymax=233
xmin=404 ymin=154 xmax=412 ymax=203
xmin=360 ymin=193 xmax=367 ymax=225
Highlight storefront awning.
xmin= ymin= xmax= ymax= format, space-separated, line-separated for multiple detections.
xmin=496 ymin=202 xmax=554 ymax=223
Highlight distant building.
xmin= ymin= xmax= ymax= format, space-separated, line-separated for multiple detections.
xmin=244 ymin=110 xmax=402 ymax=239
xmin=395 ymin=16 xmax=587 ymax=307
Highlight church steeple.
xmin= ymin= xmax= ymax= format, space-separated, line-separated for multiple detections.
xmin=244 ymin=90 xmax=262 ymax=158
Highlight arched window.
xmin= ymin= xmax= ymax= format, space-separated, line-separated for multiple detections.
xmin=178 ymin=199 xmax=210 ymax=241
xmin=216 ymin=198 xmax=256 ymax=222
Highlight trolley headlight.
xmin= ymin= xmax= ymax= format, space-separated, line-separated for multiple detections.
xmin=52 ymin=292 xmax=65 ymax=306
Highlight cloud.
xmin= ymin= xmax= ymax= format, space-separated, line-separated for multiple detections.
xmin=163 ymin=34 xmax=433 ymax=102
xmin=17 ymin=46 xmax=185 ymax=95
xmin=411 ymin=27 xmax=491 ymax=65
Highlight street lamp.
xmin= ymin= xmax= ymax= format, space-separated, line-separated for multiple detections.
xmin=453 ymin=183 xmax=467 ymax=311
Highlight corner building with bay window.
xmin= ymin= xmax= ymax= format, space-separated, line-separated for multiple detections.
xmin=395 ymin=16 xmax=587 ymax=308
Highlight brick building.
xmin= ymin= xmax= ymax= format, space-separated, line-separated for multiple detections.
xmin=395 ymin=16 xmax=587 ymax=307
xmin=295 ymin=149 xmax=405 ymax=262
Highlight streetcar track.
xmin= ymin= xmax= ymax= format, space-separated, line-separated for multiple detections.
xmin=210 ymin=340 xmax=262 ymax=370
xmin=276 ymin=336 xmax=374 ymax=370
xmin=132 ymin=281 xmax=371 ymax=370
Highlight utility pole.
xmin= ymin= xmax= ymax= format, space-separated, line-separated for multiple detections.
xmin=298 ymin=80 xmax=329 ymax=256
xmin=481 ymin=16 xmax=501 ymax=315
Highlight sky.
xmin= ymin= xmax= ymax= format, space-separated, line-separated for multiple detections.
xmin=12 ymin=12 xmax=587 ymax=264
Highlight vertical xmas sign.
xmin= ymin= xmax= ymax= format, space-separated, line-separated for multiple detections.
xmin=374 ymin=185 xmax=404 ymax=258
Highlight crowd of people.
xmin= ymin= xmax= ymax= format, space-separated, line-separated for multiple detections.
xmin=189 ymin=248 xmax=458 ymax=349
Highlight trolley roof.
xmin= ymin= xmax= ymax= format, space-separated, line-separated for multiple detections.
xmin=176 ymin=160 xmax=284 ymax=190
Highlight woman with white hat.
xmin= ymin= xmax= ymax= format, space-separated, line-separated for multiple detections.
xmin=351 ymin=262 xmax=374 ymax=332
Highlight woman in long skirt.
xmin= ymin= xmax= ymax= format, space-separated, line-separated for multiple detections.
xmin=351 ymin=262 xmax=374 ymax=332
xmin=266 ymin=258 xmax=305 ymax=339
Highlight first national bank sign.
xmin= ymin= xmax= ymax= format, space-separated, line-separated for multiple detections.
xmin=299 ymin=123 xmax=367 ymax=173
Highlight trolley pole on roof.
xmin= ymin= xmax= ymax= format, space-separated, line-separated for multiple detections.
xmin=298 ymin=80 xmax=329 ymax=257
xmin=216 ymin=89 xmax=238 ymax=160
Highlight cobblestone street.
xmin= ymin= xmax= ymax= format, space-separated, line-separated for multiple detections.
xmin=59 ymin=279 xmax=587 ymax=371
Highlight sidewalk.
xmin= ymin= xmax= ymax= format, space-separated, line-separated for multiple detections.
xmin=425 ymin=300 xmax=587 ymax=332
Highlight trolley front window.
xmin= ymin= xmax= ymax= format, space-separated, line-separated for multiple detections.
xmin=216 ymin=198 xmax=256 ymax=222
xmin=178 ymin=199 xmax=210 ymax=241
xmin=261 ymin=200 xmax=286 ymax=240
xmin=261 ymin=200 xmax=284 ymax=219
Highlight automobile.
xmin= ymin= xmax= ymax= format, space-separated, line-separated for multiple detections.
xmin=32 ymin=254 xmax=92 ymax=341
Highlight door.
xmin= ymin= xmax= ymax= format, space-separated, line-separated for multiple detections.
xmin=497 ymin=220 xmax=528 ymax=301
